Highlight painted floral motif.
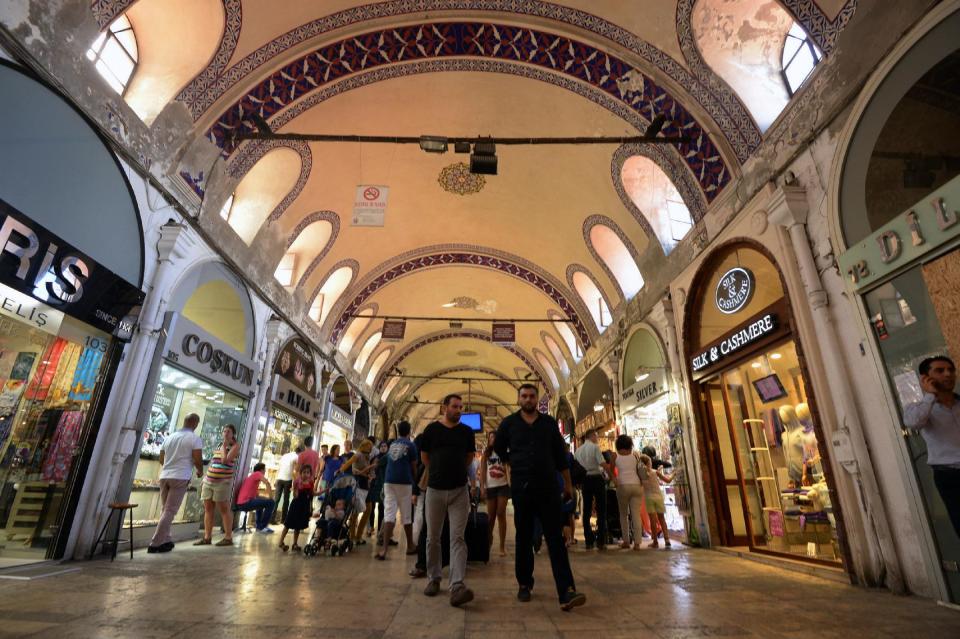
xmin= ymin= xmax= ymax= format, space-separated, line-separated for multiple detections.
xmin=439 ymin=162 xmax=486 ymax=195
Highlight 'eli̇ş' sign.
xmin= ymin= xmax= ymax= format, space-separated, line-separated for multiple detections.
xmin=838 ymin=174 xmax=960 ymax=292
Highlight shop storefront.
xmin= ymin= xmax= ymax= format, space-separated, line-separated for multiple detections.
xmin=128 ymin=312 xmax=255 ymax=536
xmin=835 ymin=16 xmax=960 ymax=599
xmin=249 ymin=338 xmax=318 ymax=484
xmin=575 ymin=366 xmax=616 ymax=450
xmin=686 ymin=243 xmax=847 ymax=565
xmin=0 ymin=61 xmax=145 ymax=564
xmin=321 ymin=403 xmax=353 ymax=450
xmin=619 ymin=326 xmax=686 ymax=533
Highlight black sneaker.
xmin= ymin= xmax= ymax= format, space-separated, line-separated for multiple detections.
xmin=559 ymin=589 xmax=586 ymax=611
xmin=158 ymin=542 xmax=175 ymax=553
xmin=146 ymin=546 xmax=161 ymax=554
xmin=517 ymin=585 xmax=532 ymax=602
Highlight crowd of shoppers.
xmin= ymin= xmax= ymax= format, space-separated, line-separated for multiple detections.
xmin=148 ymin=386 xmax=677 ymax=613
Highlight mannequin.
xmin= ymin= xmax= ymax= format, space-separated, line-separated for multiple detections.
xmin=779 ymin=405 xmax=805 ymax=485
xmin=795 ymin=402 xmax=820 ymax=467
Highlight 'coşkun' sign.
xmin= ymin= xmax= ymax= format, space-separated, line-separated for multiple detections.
xmin=838 ymin=173 xmax=960 ymax=292
xmin=164 ymin=312 xmax=257 ymax=396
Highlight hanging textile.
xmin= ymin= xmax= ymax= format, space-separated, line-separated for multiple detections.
xmin=25 ymin=338 xmax=67 ymax=401
xmin=41 ymin=410 xmax=85 ymax=482
xmin=68 ymin=346 xmax=104 ymax=402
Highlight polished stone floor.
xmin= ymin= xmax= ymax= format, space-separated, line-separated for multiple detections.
xmin=1 ymin=528 xmax=958 ymax=639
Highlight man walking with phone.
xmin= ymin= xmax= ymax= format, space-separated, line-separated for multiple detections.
xmin=495 ymin=384 xmax=586 ymax=611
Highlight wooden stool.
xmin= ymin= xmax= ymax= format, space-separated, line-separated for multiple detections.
xmin=89 ymin=502 xmax=138 ymax=561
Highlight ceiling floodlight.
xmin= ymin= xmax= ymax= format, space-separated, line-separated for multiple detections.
xmin=419 ymin=135 xmax=449 ymax=153
xmin=470 ymin=139 xmax=497 ymax=175
xmin=454 ymin=141 xmax=471 ymax=153
xmin=449 ymin=320 xmax=464 ymax=329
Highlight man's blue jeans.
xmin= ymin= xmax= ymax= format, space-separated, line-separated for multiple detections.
xmin=239 ymin=497 xmax=275 ymax=530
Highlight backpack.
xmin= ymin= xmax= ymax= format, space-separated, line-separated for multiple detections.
xmin=569 ymin=457 xmax=588 ymax=487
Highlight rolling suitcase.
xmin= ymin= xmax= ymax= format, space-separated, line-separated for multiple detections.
xmin=465 ymin=499 xmax=490 ymax=563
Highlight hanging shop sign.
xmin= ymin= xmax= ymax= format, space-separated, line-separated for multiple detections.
xmin=691 ymin=311 xmax=781 ymax=374
xmin=274 ymin=338 xmax=316 ymax=396
xmin=838 ymin=173 xmax=960 ymax=292
xmin=163 ymin=312 xmax=257 ymax=396
xmin=621 ymin=368 xmax=668 ymax=414
xmin=715 ymin=267 xmax=754 ymax=314
xmin=352 ymin=185 xmax=389 ymax=227
xmin=272 ymin=375 xmax=316 ymax=422
xmin=382 ymin=319 xmax=406 ymax=342
xmin=326 ymin=403 xmax=353 ymax=431
xmin=0 ymin=198 xmax=144 ymax=339
xmin=491 ymin=322 xmax=516 ymax=345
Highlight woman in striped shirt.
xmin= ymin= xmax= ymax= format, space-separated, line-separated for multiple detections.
xmin=195 ymin=424 xmax=241 ymax=547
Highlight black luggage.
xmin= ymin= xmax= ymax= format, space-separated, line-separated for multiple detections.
xmin=465 ymin=501 xmax=490 ymax=563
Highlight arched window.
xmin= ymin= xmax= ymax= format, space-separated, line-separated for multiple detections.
xmin=366 ymin=349 xmax=392 ymax=386
xmin=570 ymin=268 xmax=612 ymax=332
xmin=548 ymin=310 xmax=582 ymax=362
xmin=219 ymin=193 xmax=235 ymax=221
xmin=309 ymin=266 xmax=354 ymax=325
xmin=274 ymin=252 xmax=296 ymax=287
xmin=621 ymin=156 xmax=694 ymax=254
xmin=781 ymin=22 xmax=823 ymax=96
xmin=542 ymin=333 xmax=570 ymax=377
xmin=534 ymin=351 xmax=560 ymax=390
xmin=354 ymin=332 xmax=382 ymax=372
xmin=381 ymin=376 xmax=401 ymax=400
xmin=225 ymin=147 xmax=302 ymax=245
xmin=284 ymin=216 xmax=337 ymax=288
xmin=587 ymin=222 xmax=644 ymax=299
xmin=86 ymin=15 xmax=138 ymax=94
xmin=692 ymin=0 xmax=798 ymax=131
xmin=339 ymin=306 xmax=376 ymax=356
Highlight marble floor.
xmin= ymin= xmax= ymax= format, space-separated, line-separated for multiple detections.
xmin=1 ymin=528 xmax=958 ymax=639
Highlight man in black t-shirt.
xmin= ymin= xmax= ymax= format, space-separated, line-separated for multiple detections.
xmin=418 ymin=393 xmax=476 ymax=607
xmin=494 ymin=384 xmax=586 ymax=611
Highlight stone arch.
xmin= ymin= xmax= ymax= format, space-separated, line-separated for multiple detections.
xmin=566 ymin=264 xmax=615 ymax=330
xmin=304 ymin=258 xmax=359 ymax=326
xmin=583 ymin=215 xmax=645 ymax=301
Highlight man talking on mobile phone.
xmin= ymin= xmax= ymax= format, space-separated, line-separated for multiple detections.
xmin=494 ymin=383 xmax=586 ymax=611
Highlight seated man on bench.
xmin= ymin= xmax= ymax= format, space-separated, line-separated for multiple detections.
xmin=236 ymin=463 xmax=276 ymax=533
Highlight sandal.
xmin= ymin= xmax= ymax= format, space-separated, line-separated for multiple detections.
xmin=619 ymin=542 xmax=630 ymax=549
xmin=193 ymin=538 xmax=211 ymax=546
xmin=648 ymin=541 xmax=659 ymax=548
xmin=279 ymin=542 xmax=289 ymax=552
xmin=215 ymin=539 xmax=233 ymax=547
xmin=292 ymin=544 xmax=302 ymax=552
xmin=664 ymin=541 xmax=672 ymax=548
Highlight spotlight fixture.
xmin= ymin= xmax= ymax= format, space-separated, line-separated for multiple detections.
xmin=449 ymin=320 xmax=464 ymax=329
xmin=470 ymin=139 xmax=497 ymax=175
xmin=454 ymin=141 xmax=471 ymax=154
xmin=419 ymin=135 xmax=448 ymax=153
xmin=593 ymin=400 xmax=604 ymax=412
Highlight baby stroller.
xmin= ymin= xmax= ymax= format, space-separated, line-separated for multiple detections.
xmin=304 ymin=474 xmax=357 ymax=557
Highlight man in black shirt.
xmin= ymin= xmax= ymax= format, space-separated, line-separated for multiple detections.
xmin=418 ymin=393 xmax=476 ymax=607
xmin=495 ymin=384 xmax=586 ymax=611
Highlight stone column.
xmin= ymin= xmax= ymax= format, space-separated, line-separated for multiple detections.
xmin=768 ymin=183 xmax=904 ymax=591
xmin=70 ymin=219 xmax=190 ymax=558
xmin=235 ymin=317 xmax=282 ymax=479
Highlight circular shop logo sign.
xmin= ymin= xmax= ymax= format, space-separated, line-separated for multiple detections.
xmin=715 ymin=267 xmax=754 ymax=314
xmin=363 ymin=186 xmax=380 ymax=201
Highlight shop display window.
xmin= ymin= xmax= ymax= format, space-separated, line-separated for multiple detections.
xmin=703 ymin=340 xmax=839 ymax=562
xmin=131 ymin=364 xmax=247 ymax=528
xmin=251 ymin=407 xmax=312 ymax=484
xmin=622 ymin=395 xmax=684 ymax=530
xmin=0 ymin=309 xmax=112 ymax=560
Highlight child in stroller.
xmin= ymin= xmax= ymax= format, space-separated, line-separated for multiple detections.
xmin=304 ymin=473 xmax=357 ymax=556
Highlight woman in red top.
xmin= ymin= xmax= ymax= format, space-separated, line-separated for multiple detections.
xmin=278 ymin=465 xmax=314 ymax=552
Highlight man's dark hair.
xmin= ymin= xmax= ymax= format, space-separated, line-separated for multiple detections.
xmin=295 ymin=446 xmax=304 ymax=454
xmin=397 ymin=420 xmax=411 ymax=437
xmin=304 ymin=435 xmax=314 ymax=448
xmin=518 ymin=383 xmax=539 ymax=395
xmin=919 ymin=356 xmax=955 ymax=376
xmin=253 ymin=462 xmax=266 ymax=473
xmin=442 ymin=393 xmax=462 ymax=406
xmin=615 ymin=434 xmax=634 ymax=452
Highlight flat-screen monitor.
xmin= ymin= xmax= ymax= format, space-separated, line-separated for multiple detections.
xmin=752 ymin=373 xmax=788 ymax=403
xmin=460 ymin=412 xmax=483 ymax=432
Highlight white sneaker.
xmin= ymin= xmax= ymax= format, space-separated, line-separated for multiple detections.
xmin=257 ymin=527 xmax=275 ymax=534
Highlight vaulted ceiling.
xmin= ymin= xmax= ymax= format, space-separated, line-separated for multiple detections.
xmin=86 ymin=0 xmax=857 ymax=428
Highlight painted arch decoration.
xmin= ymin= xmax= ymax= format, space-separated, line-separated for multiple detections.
xmin=175 ymin=0 xmax=758 ymax=162
xmin=372 ymin=329 xmax=551 ymax=396
xmin=204 ymin=21 xmax=731 ymax=200
xmin=327 ymin=247 xmax=596 ymax=349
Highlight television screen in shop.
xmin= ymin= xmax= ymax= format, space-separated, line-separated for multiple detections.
xmin=460 ymin=412 xmax=483 ymax=432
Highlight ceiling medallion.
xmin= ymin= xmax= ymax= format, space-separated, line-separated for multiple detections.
xmin=439 ymin=162 xmax=485 ymax=195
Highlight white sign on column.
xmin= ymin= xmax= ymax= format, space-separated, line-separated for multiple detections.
xmin=352 ymin=185 xmax=389 ymax=226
